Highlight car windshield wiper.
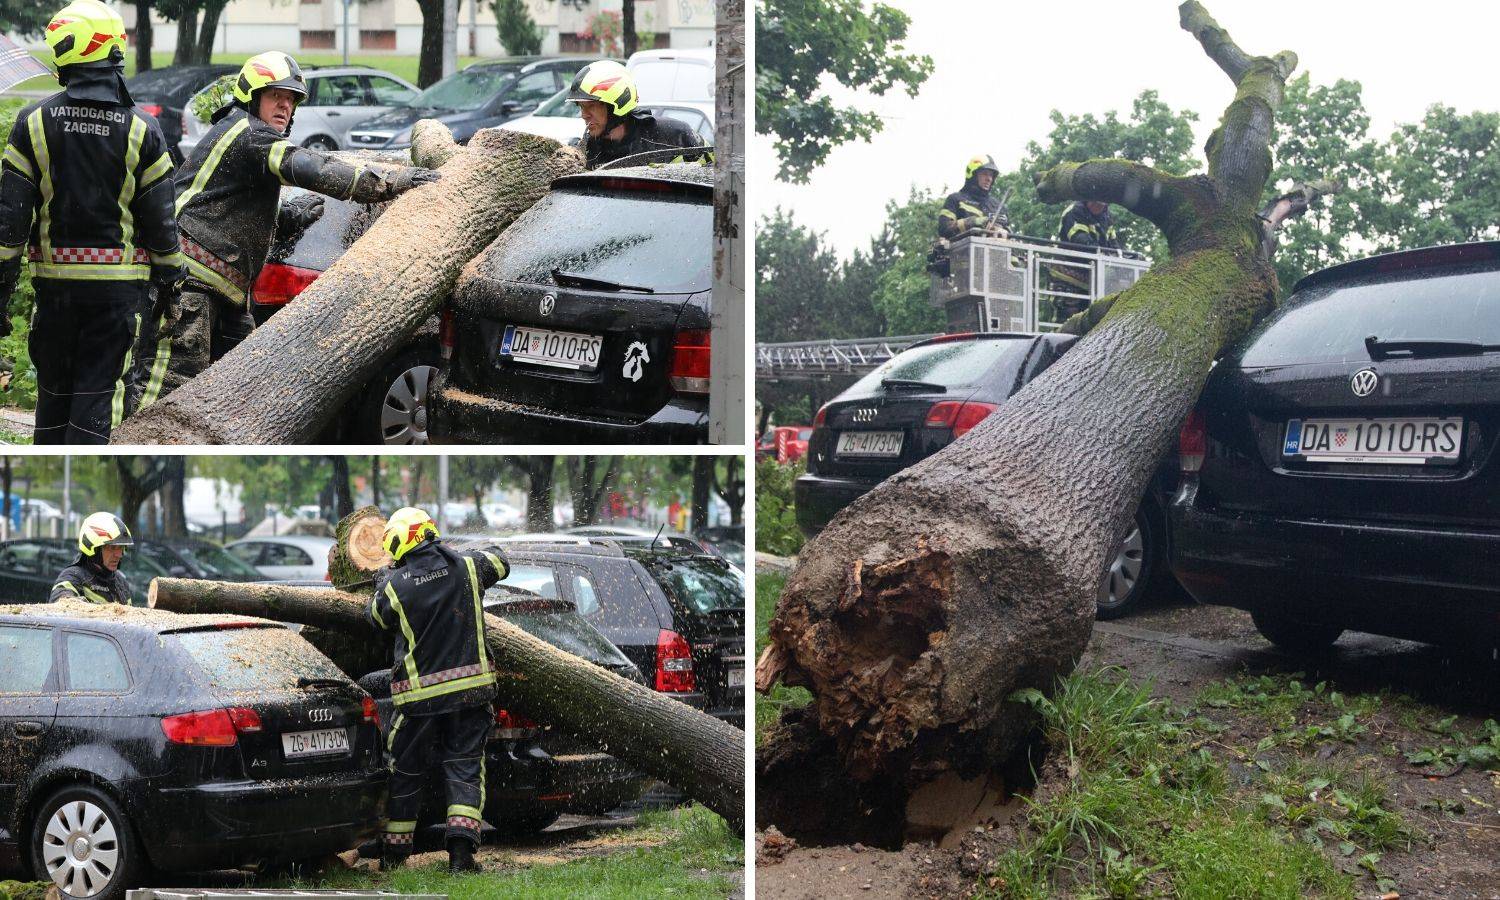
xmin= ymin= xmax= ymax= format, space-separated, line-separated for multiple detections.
xmin=1365 ymin=335 xmax=1500 ymax=360
xmin=880 ymin=378 xmax=947 ymax=393
xmin=296 ymin=676 xmax=348 ymax=690
xmin=551 ymin=268 xmax=655 ymax=293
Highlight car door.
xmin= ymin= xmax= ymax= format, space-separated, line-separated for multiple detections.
xmin=490 ymin=70 xmax=560 ymax=125
xmin=0 ymin=541 xmax=60 ymax=603
xmin=53 ymin=629 xmax=137 ymax=780
xmin=298 ymin=74 xmax=372 ymax=150
xmin=361 ymin=74 xmax=419 ymax=148
xmin=258 ymin=541 xmax=317 ymax=580
xmin=0 ymin=623 xmax=59 ymax=827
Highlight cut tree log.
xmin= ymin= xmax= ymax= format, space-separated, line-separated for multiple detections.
xmin=757 ymin=1 xmax=1298 ymax=844
xmin=112 ymin=123 xmax=584 ymax=444
xmin=148 ymin=576 xmax=745 ymax=825
xmin=327 ymin=505 xmax=391 ymax=591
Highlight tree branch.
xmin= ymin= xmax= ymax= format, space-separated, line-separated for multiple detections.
xmin=1178 ymin=0 xmax=1252 ymax=82
xmin=1033 ymin=159 xmax=1199 ymax=246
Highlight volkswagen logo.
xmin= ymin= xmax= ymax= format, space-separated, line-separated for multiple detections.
xmin=539 ymin=293 xmax=556 ymax=317
xmin=1350 ymin=368 xmax=1378 ymax=397
xmin=308 ymin=708 xmax=334 ymax=723
xmin=851 ymin=407 xmax=878 ymax=423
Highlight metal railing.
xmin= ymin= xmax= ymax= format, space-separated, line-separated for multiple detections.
xmin=755 ymin=334 xmax=937 ymax=380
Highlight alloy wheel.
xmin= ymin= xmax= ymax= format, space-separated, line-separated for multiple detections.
xmin=42 ymin=799 xmax=120 ymax=898
xmin=1097 ymin=520 xmax=1145 ymax=613
xmin=380 ymin=365 xmax=437 ymax=445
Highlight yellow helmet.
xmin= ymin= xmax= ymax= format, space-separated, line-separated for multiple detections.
xmin=79 ymin=512 xmax=132 ymax=557
xmin=566 ymin=60 xmax=638 ymax=118
xmin=383 ymin=507 xmax=438 ymax=562
xmin=232 ymin=51 xmax=307 ymax=105
xmin=965 ymin=154 xmax=1000 ymax=183
xmin=45 ymin=0 xmax=127 ymax=69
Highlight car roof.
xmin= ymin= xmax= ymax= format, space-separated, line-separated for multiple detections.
xmin=627 ymin=47 xmax=714 ymax=63
xmin=231 ymin=535 xmax=335 ymax=548
xmin=555 ymin=161 xmax=715 ymax=191
xmin=0 ymin=599 xmax=287 ymax=635
xmin=1291 ymin=241 xmax=1500 ymax=294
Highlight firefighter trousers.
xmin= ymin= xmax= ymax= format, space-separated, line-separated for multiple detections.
xmin=381 ymin=702 xmax=492 ymax=855
xmin=30 ymin=279 xmax=145 ymax=445
xmin=133 ymin=279 xmax=254 ymax=410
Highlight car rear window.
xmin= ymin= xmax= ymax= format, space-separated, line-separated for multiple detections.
xmin=488 ymin=189 xmax=710 ymax=293
xmin=846 ymin=338 xmax=1031 ymax=395
xmin=175 ymin=626 xmax=349 ymax=693
xmin=1240 ymin=263 xmax=1500 ymax=367
xmin=651 ymin=558 xmax=743 ymax=615
xmin=276 ymin=191 xmax=376 ymax=271
xmin=485 ymin=599 xmax=629 ymax=669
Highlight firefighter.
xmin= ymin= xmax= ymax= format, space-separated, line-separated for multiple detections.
xmin=937 ymin=155 xmax=1008 ymax=240
xmin=51 ymin=512 xmax=133 ymax=604
xmin=368 ymin=507 xmax=510 ymax=874
xmin=0 ymin=0 xmax=185 ymax=444
xmin=134 ymin=51 xmax=441 ymax=408
xmin=567 ymin=60 xmax=704 ymax=170
xmin=1052 ymin=200 xmax=1122 ymax=316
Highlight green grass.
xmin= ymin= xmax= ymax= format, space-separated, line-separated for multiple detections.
xmin=754 ymin=571 xmax=810 ymax=741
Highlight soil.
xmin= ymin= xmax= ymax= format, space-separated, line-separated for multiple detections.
xmin=756 ymin=584 xmax=1500 ymax=898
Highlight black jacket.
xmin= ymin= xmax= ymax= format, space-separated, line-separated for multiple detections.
xmin=174 ymin=106 xmax=397 ymax=303
xmin=1058 ymin=202 xmax=1120 ymax=251
xmin=937 ymin=180 xmax=1005 ymax=240
xmin=368 ymin=540 xmax=510 ymax=716
xmin=0 ymin=70 xmax=182 ymax=287
xmin=583 ymin=110 xmax=703 ymax=170
xmin=50 ymin=554 xmax=132 ymax=605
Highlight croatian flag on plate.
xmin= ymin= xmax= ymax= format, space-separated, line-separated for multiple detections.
xmin=0 ymin=36 xmax=51 ymax=95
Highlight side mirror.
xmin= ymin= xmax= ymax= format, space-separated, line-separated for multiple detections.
xmin=499 ymin=100 xmax=523 ymax=116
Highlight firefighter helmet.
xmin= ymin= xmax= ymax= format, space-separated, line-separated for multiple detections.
xmin=383 ymin=507 xmax=438 ymax=562
xmin=45 ymin=0 xmax=127 ymax=69
xmin=78 ymin=512 xmax=133 ymax=558
xmin=965 ymin=154 xmax=1000 ymax=183
xmin=566 ymin=60 xmax=638 ymax=118
xmin=232 ymin=51 xmax=307 ymax=105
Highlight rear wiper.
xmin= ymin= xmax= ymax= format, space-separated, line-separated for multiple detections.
xmin=551 ymin=268 xmax=655 ymax=294
xmin=880 ymin=378 xmax=947 ymax=392
xmin=296 ymin=676 xmax=347 ymax=690
xmin=1365 ymin=334 xmax=1500 ymax=360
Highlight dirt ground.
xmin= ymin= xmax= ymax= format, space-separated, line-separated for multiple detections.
xmin=756 ymin=587 xmax=1500 ymax=899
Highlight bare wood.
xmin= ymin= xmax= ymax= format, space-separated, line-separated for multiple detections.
xmin=328 ymin=506 xmax=391 ymax=591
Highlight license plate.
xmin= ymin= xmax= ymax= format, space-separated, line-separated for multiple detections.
xmin=1283 ymin=417 xmax=1463 ymax=464
xmin=836 ymin=430 xmax=904 ymax=458
xmin=500 ymin=324 xmax=602 ymax=371
xmin=281 ymin=727 xmax=350 ymax=758
xmin=727 ymin=667 xmax=744 ymax=688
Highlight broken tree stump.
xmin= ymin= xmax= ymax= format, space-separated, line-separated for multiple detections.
xmin=112 ymin=124 xmax=584 ymax=444
xmin=758 ymin=1 xmax=1297 ymax=843
xmin=148 ymin=576 xmax=745 ymax=825
xmin=327 ymin=505 xmax=391 ymax=591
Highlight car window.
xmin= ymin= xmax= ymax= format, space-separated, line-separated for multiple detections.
xmin=489 ymin=189 xmax=711 ymax=293
xmin=0 ymin=625 xmax=53 ymax=693
xmin=630 ymin=60 xmax=712 ymax=103
xmin=173 ymin=544 xmax=264 ymax=580
xmin=651 ymin=558 xmax=743 ymax=614
xmin=366 ymin=75 xmax=417 ymax=106
xmin=532 ymin=88 xmax=579 ymax=119
xmin=845 ymin=338 xmax=1032 ymax=396
xmin=262 ymin=543 xmax=314 ymax=566
xmin=175 ymin=626 xmax=348 ymax=692
xmin=65 ymin=632 xmax=129 ymax=692
xmin=485 ymin=601 xmax=629 ymax=669
xmin=653 ymin=107 xmax=711 ymax=143
xmin=275 ymin=190 xmax=370 ymax=271
xmin=1240 ymin=262 xmax=1500 ymax=368
xmin=504 ymin=71 xmax=558 ymax=111
xmin=498 ymin=564 xmax=560 ymax=599
xmin=227 ymin=543 xmax=262 ymax=566
xmin=312 ymin=75 xmax=368 ymax=107
xmin=0 ymin=541 xmax=48 ymax=576
xmin=411 ymin=66 xmax=517 ymax=111
xmin=571 ymin=572 xmax=600 ymax=616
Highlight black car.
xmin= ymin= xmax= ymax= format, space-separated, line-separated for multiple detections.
xmin=0 ymin=537 xmax=264 ymax=607
xmin=347 ymin=57 xmax=588 ymax=150
xmin=794 ymin=331 xmax=1174 ymax=619
xmin=1169 ymin=241 xmax=1500 ymax=652
xmin=0 ymin=604 xmax=385 ymax=899
xmin=125 ymin=64 xmax=238 ymax=161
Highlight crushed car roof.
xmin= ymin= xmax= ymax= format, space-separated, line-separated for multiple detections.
xmin=0 ymin=599 xmax=286 ymax=633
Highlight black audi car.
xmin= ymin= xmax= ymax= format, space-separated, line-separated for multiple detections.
xmin=125 ymin=64 xmax=238 ymax=161
xmin=0 ymin=604 xmax=385 ymax=899
xmin=1169 ymin=242 xmax=1500 ymax=652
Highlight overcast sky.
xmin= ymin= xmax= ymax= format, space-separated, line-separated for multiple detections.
xmin=753 ymin=0 xmax=1500 ymax=256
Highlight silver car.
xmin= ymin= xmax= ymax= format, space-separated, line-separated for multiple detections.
xmin=180 ymin=65 xmax=419 ymax=156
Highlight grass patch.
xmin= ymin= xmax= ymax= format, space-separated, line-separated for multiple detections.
xmin=754 ymin=571 xmax=810 ymax=742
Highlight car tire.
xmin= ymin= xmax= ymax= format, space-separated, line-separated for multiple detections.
xmin=1250 ymin=608 xmax=1344 ymax=654
xmin=302 ymin=135 xmax=338 ymax=151
xmin=1096 ymin=506 xmax=1156 ymax=621
xmin=484 ymin=808 xmax=560 ymax=840
xmin=353 ymin=348 xmax=441 ymax=445
xmin=30 ymin=784 xmax=145 ymax=900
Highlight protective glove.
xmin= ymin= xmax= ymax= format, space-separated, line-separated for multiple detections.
xmin=275 ymin=194 xmax=325 ymax=245
xmin=150 ymin=261 xmax=189 ymax=336
xmin=376 ymin=167 xmax=441 ymax=201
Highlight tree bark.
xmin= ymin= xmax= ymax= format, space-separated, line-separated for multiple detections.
xmin=330 ymin=456 xmax=354 ymax=521
xmin=147 ymin=577 xmax=746 ymax=824
xmin=757 ymin=0 xmax=1294 ymax=844
xmin=172 ymin=13 xmax=196 ymax=66
xmin=622 ymin=0 xmax=637 ymax=57
xmin=514 ymin=456 xmax=554 ymax=531
xmin=192 ymin=0 xmax=225 ymax=65
xmin=161 ymin=457 xmax=186 ymax=537
xmin=416 ymin=0 xmax=445 ymax=88
xmin=690 ymin=456 xmax=713 ymax=533
xmin=113 ymin=126 xmax=584 ymax=445
xmin=115 ymin=458 xmax=167 ymax=535
xmin=134 ymin=0 xmax=154 ymax=73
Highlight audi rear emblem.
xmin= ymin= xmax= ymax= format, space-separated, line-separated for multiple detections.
xmin=308 ymin=708 xmax=334 ymax=723
xmin=539 ymin=293 xmax=556 ymax=317
xmin=1350 ymin=368 xmax=1378 ymax=397
xmin=852 ymin=407 xmax=877 ymax=423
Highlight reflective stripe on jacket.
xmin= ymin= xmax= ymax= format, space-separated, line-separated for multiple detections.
xmin=50 ymin=556 xmax=132 ymax=604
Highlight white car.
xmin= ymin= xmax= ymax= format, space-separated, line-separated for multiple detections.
xmin=626 ymin=46 xmax=714 ymax=103
xmin=180 ymin=65 xmax=419 ymax=156
xmin=500 ymin=86 xmax=714 ymax=147
xmin=227 ymin=535 xmax=335 ymax=581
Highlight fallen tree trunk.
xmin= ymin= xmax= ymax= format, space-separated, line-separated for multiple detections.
xmin=149 ymin=577 xmax=745 ymax=825
xmin=757 ymin=1 xmax=1295 ymax=844
xmin=113 ymin=123 xmax=584 ymax=444
xmin=327 ymin=505 xmax=390 ymax=591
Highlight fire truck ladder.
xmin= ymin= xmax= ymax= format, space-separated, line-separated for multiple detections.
xmin=755 ymin=335 xmax=937 ymax=381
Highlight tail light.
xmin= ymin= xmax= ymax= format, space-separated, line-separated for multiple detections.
xmin=813 ymin=404 xmax=828 ymax=428
xmin=654 ymin=629 xmax=697 ymax=693
xmin=162 ymin=706 xmax=261 ymax=746
xmin=669 ymin=328 xmax=710 ymax=394
xmin=494 ymin=708 xmax=538 ymax=730
xmin=1179 ymin=408 xmax=1207 ymax=474
xmin=361 ymin=695 xmax=379 ymax=727
xmin=139 ymin=103 xmax=163 ymax=117
xmin=439 ymin=306 xmax=457 ymax=361
xmin=925 ymin=400 xmax=1000 ymax=438
xmin=250 ymin=262 xmax=321 ymax=307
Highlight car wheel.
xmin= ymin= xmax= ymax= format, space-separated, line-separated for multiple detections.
xmin=1250 ymin=608 xmax=1344 ymax=654
xmin=484 ymin=807 xmax=560 ymax=840
xmin=302 ymin=135 xmax=338 ymax=151
xmin=1096 ymin=507 xmax=1155 ymax=621
xmin=30 ymin=784 xmax=144 ymax=900
xmin=353 ymin=349 xmax=440 ymax=445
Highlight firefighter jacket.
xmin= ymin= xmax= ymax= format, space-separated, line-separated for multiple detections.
xmin=0 ymin=70 xmax=183 ymax=286
xmin=938 ymin=181 xmax=1005 ymax=240
xmin=174 ymin=105 xmax=399 ymax=304
xmin=584 ymin=110 xmax=704 ymax=170
xmin=1058 ymin=202 xmax=1121 ymax=251
xmin=50 ymin=554 xmax=132 ymax=605
xmin=368 ymin=540 xmax=510 ymax=716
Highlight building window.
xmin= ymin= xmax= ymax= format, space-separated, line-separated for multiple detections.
xmin=360 ymin=29 xmax=397 ymax=51
xmin=301 ymin=29 xmax=336 ymax=50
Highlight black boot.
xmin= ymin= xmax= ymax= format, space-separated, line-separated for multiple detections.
xmin=379 ymin=848 xmax=409 ymax=872
xmin=447 ymin=836 xmax=483 ymax=874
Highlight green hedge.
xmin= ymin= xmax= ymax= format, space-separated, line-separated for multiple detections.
xmin=755 ymin=457 xmax=805 ymax=557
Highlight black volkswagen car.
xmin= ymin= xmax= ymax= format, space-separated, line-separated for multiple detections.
xmin=1169 ymin=242 xmax=1500 ymax=652
xmin=124 ymin=64 xmax=238 ymax=161
xmin=0 ymin=604 xmax=384 ymax=899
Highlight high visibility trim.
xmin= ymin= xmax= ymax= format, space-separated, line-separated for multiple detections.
xmin=28 ymin=110 xmax=52 ymax=259
xmin=465 ymin=557 xmax=486 ymax=667
xmin=447 ymin=804 xmax=483 ymax=821
xmin=385 ymin=711 xmax=404 ymax=755
xmin=185 ymin=256 xmax=246 ymax=303
xmin=390 ymin=660 xmax=495 ymax=697
xmin=32 ymin=262 xmax=149 ymax=281
xmin=382 ymin=819 xmax=418 ymax=834
xmin=478 ymin=745 xmax=487 ymax=812
xmin=267 ymin=139 xmax=292 ymax=186
xmin=385 ymin=582 xmax=422 ymax=689
xmin=30 ymin=246 xmax=151 ymax=265
xmin=369 ymin=593 xmax=387 ymax=629
xmin=343 ymin=164 xmax=365 ymax=200
xmin=53 ymin=580 xmax=74 ymax=596
xmin=55 ymin=581 xmax=110 ymax=604
xmin=480 ymin=550 xmax=506 ymax=579
xmin=390 ymin=670 xmax=495 ymax=705
xmin=117 ymin=116 xmax=145 ymax=266
xmin=139 ymin=151 xmax=172 ymax=189
xmin=1067 ymin=222 xmax=1098 ymax=241
xmin=938 ymin=209 xmax=957 ymax=220
xmin=111 ymin=311 xmax=140 ymax=428
xmin=3 ymin=144 xmax=33 ymax=181
xmin=176 ymin=118 xmax=248 ymax=215
xmin=139 ymin=329 xmax=171 ymax=409
xmin=148 ymin=250 xmax=186 ymax=267
xmin=0 ymin=244 xmax=21 ymax=261
xmin=957 ymin=201 xmax=985 ymax=217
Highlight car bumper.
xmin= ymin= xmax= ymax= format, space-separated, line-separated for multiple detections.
xmin=662 ymin=689 xmax=744 ymax=730
xmin=433 ymin=382 xmax=708 ymax=444
xmin=135 ymin=769 xmax=387 ymax=870
xmin=1169 ymin=485 xmax=1500 ymax=646
xmin=794 ymin=472 xmax=879 ymax=538
xmin=485 ymin=745 xmax=649 ymax=817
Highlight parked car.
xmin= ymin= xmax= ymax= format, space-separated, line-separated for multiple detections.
xmin=138 ymin=537 xmax=268 ymax=584
xmin=0 ymin=538 xmax=166 ymax=605
xmin=500 ymin=84 xmax=715 ymax=147
xmin=125 ymin=63 xmax=237 ymax=161
xmin=694 ymin=525 xmax=745 ymax=568
xmin=561 ymin=526 xmax=720 ymax=557
xmin=347 ymin=57 xmax=588 ymax=151
xmin=1169 ymin=241 xmax=1500 ymax=652
xmin=180 ymin=65 xmax=419 ymax=156
xmin=626 ymin=46 xmax=715 ymax=104
xmin=0 ymin=604 xmax=385 ymax=899
xmin=756 ymin=425 xmax=812 ymax=463
xmin=794 ymin=332 xmax=1174 ymax=619
xmin=226 ymin=535 xmax=336 ymax=581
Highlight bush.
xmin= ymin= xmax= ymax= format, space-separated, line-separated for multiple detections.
xmin=755 ymin=457 xmax=804 ymax=557
xmin=0 ymin=99 xmax=36 ymax=410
